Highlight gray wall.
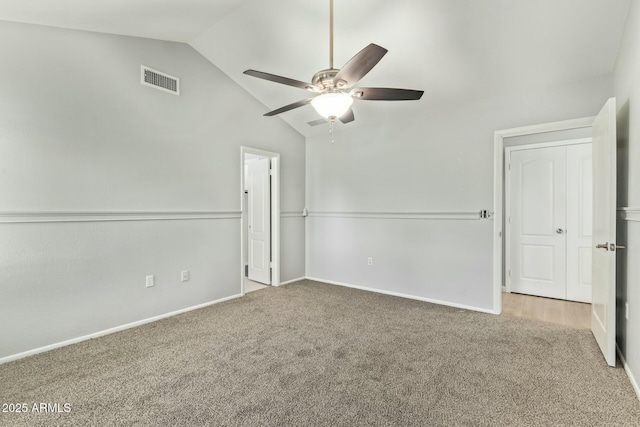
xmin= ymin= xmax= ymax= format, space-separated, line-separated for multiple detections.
xmin=0 ymin=21 xmax=305 ymax=360
xmin=306 ymin=75 xmax=613 ymax=312
xmin=614 ymin=0 xmax=640 ymax=396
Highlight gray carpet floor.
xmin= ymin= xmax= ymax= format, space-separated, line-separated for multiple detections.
xmin=1 ymin=280 xmax=639 ymax=426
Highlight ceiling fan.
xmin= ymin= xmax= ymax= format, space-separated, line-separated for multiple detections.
xmin=243 ymin=0 xmax=424 ymax=127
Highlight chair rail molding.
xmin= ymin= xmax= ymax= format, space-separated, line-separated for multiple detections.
xmin=619 ymin=207 xmax=640 ymax=222
xmin=0 ymin=211 xmax=242 ymax=224
xmin=306 ymin=211 xmax=485 ymax=220
xmin=280 ymin=211 xmax=305 ymax=218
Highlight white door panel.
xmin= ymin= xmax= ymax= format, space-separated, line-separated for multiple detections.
xmin=247 ymin=158 xmax=271 ymax=285
xmin=509 ymin=146 xmax=567 ymax=299
xmin=566 ymin=143 xmax=593 ymax=303
xmin=591 ymin=97 xmax=617 ymax=367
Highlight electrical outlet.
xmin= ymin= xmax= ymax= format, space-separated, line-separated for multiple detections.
xmin=626 ymin=302 xmax=629 ymax=320
xmin=367 ymin=257 xmax=373 ymax=266
xmin=146 ymin=275 xmax=155 ymax=288
xmin=181 ymin=270 xmax=190 ymax=282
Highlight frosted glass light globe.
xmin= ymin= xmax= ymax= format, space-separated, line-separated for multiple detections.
xmin=311 ymin=93 xmax=354 ymax=119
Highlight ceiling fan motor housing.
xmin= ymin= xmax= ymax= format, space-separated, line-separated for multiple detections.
xmin=312 ymin=69 xmax=348 ymax=90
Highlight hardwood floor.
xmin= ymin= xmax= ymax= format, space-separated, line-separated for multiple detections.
xmin=244 ymin=277 xmax=269 ymax=293
xmin=502 ymin=292 xmax=591 ymax=329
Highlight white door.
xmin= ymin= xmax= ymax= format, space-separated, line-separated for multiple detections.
xmin=508 ymin=146 xmax=567 ymax=299
xmin=591 ymin=98 xmax=617 ymax=367
xmin=566 ymin=144 xmax=593 ymax=302
xmin=247 ymin=158 xmax=271 ymax=285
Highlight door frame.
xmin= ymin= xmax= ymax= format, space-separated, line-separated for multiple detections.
xmin=493 ymin=117 xmax=594 ymax=314
xmin=504 ymin=138 xmax=592 ymax=294
xmin=240 ymin=146 xmax=280 ymax=295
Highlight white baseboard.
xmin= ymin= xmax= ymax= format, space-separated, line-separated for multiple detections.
xmin=306 ymin=277 xmax=498 ymax=315
xmin=280 ymin=277 xmax=306 ymax=286
xmin=617 ymin=343 xmax=640 ymax=401
xmin=0 ymin=293 xmax=242 ymax=365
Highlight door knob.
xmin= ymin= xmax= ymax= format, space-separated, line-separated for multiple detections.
xmin=556 ymin=228 xmax=564 ymax=234
xmin=596 ymin=243 xmax=609 ymax=250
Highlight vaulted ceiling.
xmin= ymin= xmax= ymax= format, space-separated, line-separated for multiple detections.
xmin=0 ymin=0 xmax=631 ymax=136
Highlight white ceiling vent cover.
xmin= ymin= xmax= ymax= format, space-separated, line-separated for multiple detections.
xmin=141 ymin=65 xmax=180 ymax=95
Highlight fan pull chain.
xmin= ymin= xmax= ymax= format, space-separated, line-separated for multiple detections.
xmin=330 ymin=118 xmax=335 ymax=144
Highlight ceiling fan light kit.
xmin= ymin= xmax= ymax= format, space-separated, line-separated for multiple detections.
xmin=311 ymin=92 xmax=354 ymax=119
xmin=243 ymin=0 xmax=423 ymax=127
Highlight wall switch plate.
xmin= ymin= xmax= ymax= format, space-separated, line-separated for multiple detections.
xmin=146 ymin=275 xmax=155 ymax=288
xmin=181 ymin=270 xmax=190 ymax=282
xmin=626 ymin=302 xmax=629 ymax=320
xmin=367 ymin=257 xmax=373 ymax=266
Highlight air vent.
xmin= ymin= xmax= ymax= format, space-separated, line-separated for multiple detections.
xmin=141 ymin=65 xmax=180 ymax=95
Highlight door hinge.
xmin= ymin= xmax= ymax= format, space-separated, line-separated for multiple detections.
xmin=269 ymin=262 xmax=273 ymax=268
xmin=269 ymin=169 xmax=274 ymax=176
xmin=508 ymin=163 xmax=511 ymax=171
xmin=508 ymin=270 xmax=511 ymax=278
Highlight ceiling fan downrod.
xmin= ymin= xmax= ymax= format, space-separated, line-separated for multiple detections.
xmin=329 ymin=0 xmax=334 ymax=69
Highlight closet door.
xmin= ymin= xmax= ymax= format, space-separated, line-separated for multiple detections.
xmin=566 ymin=144 xmax=593 ymax=303
xmin=508 ymin=146 xmax=567 ymax=299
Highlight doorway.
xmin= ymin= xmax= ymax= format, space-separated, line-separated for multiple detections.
xmin=492 ymin=116 xmax=595 ymax=314
xmin=240 ymin=147 xmax=280 ymax=295
xmin=494 ymin=99 xmax=618 ymax=366
xmin=505 ymin=139 xmax=593 ymax=303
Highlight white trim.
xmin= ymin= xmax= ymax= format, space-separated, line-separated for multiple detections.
xmin=307 ymin=211 xmax=482 ymax=220
xmin=0 ymin=211 xmax=241 ymax=224
xmin=306 ymin=277 xmax=498 ymax=315
xmin=271 ymin=156 xmax=281 ymax=289
xmin=280 ymin=277 xmax=306 ymax=285
xmin=619 ymin=207 xmax=640 ymax=222
xmin=305 ymin=209 xmax=310 ymax=280
xmin=240 ymin=146 xmax=281 ymax=296
xmin=281 ymin=212 xmax=304 ymax=218
xmin=617 ymin=344 xmax=640 ymax=401
xmin=504 ymin=138 xmax=592 ymax=152
xmin=0 ymin=293 xmax=242 ymax=365
xmin=493 ymin=117 xmax=595 ymax=315
xmin=504 ymin=146 xmax=513 ymax=294
xmin=495 ymin=117 xmax=596 ymax=139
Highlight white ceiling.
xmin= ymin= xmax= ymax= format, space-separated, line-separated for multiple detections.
xmin=0 ymin=0 xmax=631 ymax=137
xmin=0 ymin=0 xmax=252 ymax=42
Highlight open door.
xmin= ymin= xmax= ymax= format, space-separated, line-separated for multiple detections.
xmin=591 ymin=97 xmax=617 ymax=366
xmin=247 ymin=158 xmax=271 ymax=285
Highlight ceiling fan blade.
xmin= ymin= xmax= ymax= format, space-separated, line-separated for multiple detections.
xmin=308 ymin=118 xmax=329 ymax=127
xmin=264 ymin=98 xmax=314 ymax=116
xmin=333 ymin=44 xmax=388 ymax=87
xmin=244 ymin=70 xmax=319 ymax=92
xmin=339 ymin=108 xmax=355 ymax=124
xmin=353 ymin=87 xmax=424 ymax=101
